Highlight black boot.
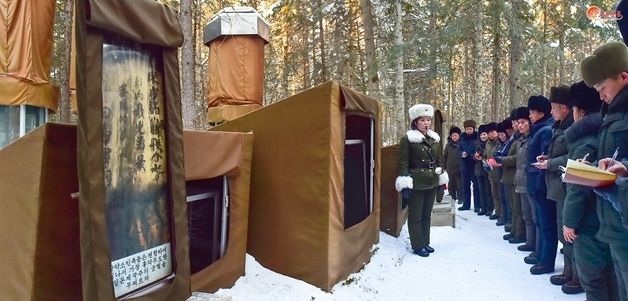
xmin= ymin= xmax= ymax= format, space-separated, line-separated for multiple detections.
xmin=489 ymin=214 xmax=499 ymax=220
xmin=496 ymin=220 xmax=506 ymax=226
xmin=504 ymin=224 xmax=511 ymax=232
xmin=413 ymin=248 xmax=430 ymax=257
xmin=503 ymin=233 xmax=513 ymax=240
xmin=561 ymin=280 xmax=584 ymax=294
xmin=517 ymin=244 xmax=534 ymax=252
xmin=524 ymin=253 xmax=538 ymax=265
xmin=549 ymin=274 xmax=570 ymax=286
xmin=477 ymin=210 xmax=486 ymax=215
xmin=508 ymin=237 xmax=526 ymax=244
xmin=530 ymin=264 xmax=554 ymax=275
xmin=458 ymin=206 xmax=471 ymax=211
xmin=425 ymin=245 xmax=435 ymax=253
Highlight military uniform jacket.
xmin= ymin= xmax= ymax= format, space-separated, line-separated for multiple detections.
xmin=474 ymin=140 xmax=487 ymax=177
xmin=513 ymin=134 xmax=529 ymax=193
xmin=563 ymin=113 xmax=602 ymax=237
xmin=484 ymin=139 xmax=502 ymax=181
xmin=443 ymin=138 xmax=461 ymax=175
xmin=527 ymin=116 xmax=554 ymax=198
xmin=545 ymin=115 xmax=574 ymax=202
xmin=398 ymin=129 xmax=443 ymax=191
xmin=596 ymin=86 xmax=628 ymax=243
xmin=499 ymin=133 xmax=520 ymax=184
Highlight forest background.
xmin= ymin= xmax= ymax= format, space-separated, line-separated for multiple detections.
xmin=50 ymin=0 xmax=622 ymax=145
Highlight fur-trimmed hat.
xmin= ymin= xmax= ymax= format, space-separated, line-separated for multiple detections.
xmin=409 ymin=104 xmax=434 ymax=121
xmin=580 ymin=41 xmax=628 ymax=87
xmin=514 ymin=106 xmax=530 ymax=120
xmin=549 ymin=85 xmax=571 ymax=106
xmin=478 ymin=124 xmax=488 ymax=134
xmin=463 ymin=119 xmax=477 ymax=129
xmin=527 ymin=95 xmax=551 ymax=115
xmin=498 ymin=119 xmax=510 ymax=133
xmin=449 ymin=126 xmax=462 ymax=136
xmin=486 ymin=122 xmax=498 ymax=133
xmin=569 ymin=80 xmax=602 ymax=114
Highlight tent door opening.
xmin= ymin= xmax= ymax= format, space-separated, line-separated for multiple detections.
xmin=186 ymin=176 xmax=230 ymax=274
xmin=343 ymin=114 xmax=374 ymax=229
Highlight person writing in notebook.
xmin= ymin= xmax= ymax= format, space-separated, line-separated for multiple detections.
xmin=581 ymin=41 xmax=628 ymax=300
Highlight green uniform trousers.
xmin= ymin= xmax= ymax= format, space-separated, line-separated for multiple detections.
xmin=408 ymin=188 xmax=437 ymax=251
xmin=574 ymin=234 xmax=619 ymax=301
xmin=489 ymin=178 xmax=501 ymax=218
xmin=609 ymin=241 xmax=628 ymax=301
xmin=558 ymin=198 xmax=579 ymax=282
xmin=510 ymin=185 xmax=525 ymax=239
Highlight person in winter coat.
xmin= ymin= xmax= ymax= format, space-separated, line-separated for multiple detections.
xmin=509 ymin=107 xmax=538 ymax=253
xmin=475 ymin=124 xmax=493 ymax=216
xmin=526 ymin=95 xmax=556 ymax=275
xmin=495 ymin=120 xmax=512 ymax=228
xmin=484 ymin=122 xmax=502 ymax=221
xmin=395 ymin=104 xmax=449 ymax=257
xmin=563 ymin=80 xmax=618 ymax=301
xmin=581 ymin=41 xmax=628 ymax=299
xmin=497 ymin=114 xmax=525 ymax=243
xmin=535 ymin=85 xmax=580 ymax=292
xmin=459 ymin=120 xmax=481 ymax=211
xmin=444 ymin=126 xmax=463 ymax=203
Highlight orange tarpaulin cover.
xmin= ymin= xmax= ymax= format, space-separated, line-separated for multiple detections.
xmin=207 ymin=36 xmax=264 ymax=107
xmin=0 ymin=0 xmax=59 ymax=111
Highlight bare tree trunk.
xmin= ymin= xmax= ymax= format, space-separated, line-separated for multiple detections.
xmin=304 ymin=28 xmax=311 ymax=89
xmin=558 ymin=28 xmax=565 ymax=84
xmin=540 ymin=0 xmax=547 ymax=94
xmin=318 ymin=2 xmax=327 ymax=83
xmin=360 ymin=0 xmax=380 ymax=99
xmin=427 ymin=0 xmax=438 ymax=105
xmin=180 ymin=0 xmax=195 ymax=129
xmin=491 ymin=0 xmax=502 ymax=121
xmin=59 ymin=0 xmax=73 ymax=122
xmin=508 ymin=0 xmax=523 ymax=108
xmin=394 ymin=0 xmax=406 ymax=138
xmin=470 ymin=0 xmax=483 ymax=121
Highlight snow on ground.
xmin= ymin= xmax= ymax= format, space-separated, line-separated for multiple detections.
xmin=212 ymin=208 xmax=584 ymax=301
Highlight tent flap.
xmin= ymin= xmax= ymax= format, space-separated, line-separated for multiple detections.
xmin=85 ymin=0 xmax=183 ymax=47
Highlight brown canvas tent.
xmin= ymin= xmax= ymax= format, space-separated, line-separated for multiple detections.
xmin=0 ymin=0 xmax=59 ymax=111
xmin=379 ymin=145 xmax=408 ymax=237
xmin=0 ymin=123 xmax=81 ymax=301
xmin=213 ymin=81 xmax=381 ymax=291
xmin=183 ymin=130 xmax=253 ymax=292
xmin=75 ymin=0 xmax=190 ymax=300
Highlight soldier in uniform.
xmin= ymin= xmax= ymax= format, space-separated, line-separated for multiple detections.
xmin=581 ymin=41 xmax=628 ymax=300
xmin=395 ymin=104 xmax=449 ymax=257
xmin=535 ymin=85 xmax=578 ymax=290
xmin=563 ymin=80 xmax=617 ymax=300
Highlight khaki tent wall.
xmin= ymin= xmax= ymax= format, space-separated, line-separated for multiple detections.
xmin=75 ymin=0 xmax=190 ymax=300
xmin=0 ymin=0 xmax=59 ymax=111
xmin=183 ymin=130 xmax=253 ymax=292
xmin=212 ymin=81 xmax=381 ymax=291
xmin=380 ymin=145 xmax=408 ymax=237
xmin=0 ymin=123 xmax=81 ymax=300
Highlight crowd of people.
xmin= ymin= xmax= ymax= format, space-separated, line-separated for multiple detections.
xmin=396 ymin=40 xmax=628 ymax=301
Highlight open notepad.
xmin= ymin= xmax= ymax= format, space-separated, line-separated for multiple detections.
xmin=562 ymin=159 xmax=617 ymax=188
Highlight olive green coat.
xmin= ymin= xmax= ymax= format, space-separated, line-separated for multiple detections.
xmin=545 ymin=115 xmax=573 ymax=202
xmin=596 ymin=86 xmax=628 ymax=243
xmin=398 ymin=130 xmax=443 ymax=191
xmin=562 ymin=113 xmax=602 ymax=237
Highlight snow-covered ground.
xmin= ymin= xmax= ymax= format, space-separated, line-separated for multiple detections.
xmin=207 ymin=207 xmax=583 ymax=301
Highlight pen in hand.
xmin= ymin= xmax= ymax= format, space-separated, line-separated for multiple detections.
xmin=606 ymin=147 xmax=620 ymax=171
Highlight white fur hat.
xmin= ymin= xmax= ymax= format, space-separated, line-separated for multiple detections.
xmin=409 ymin=104 xmax=434 ymax=121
